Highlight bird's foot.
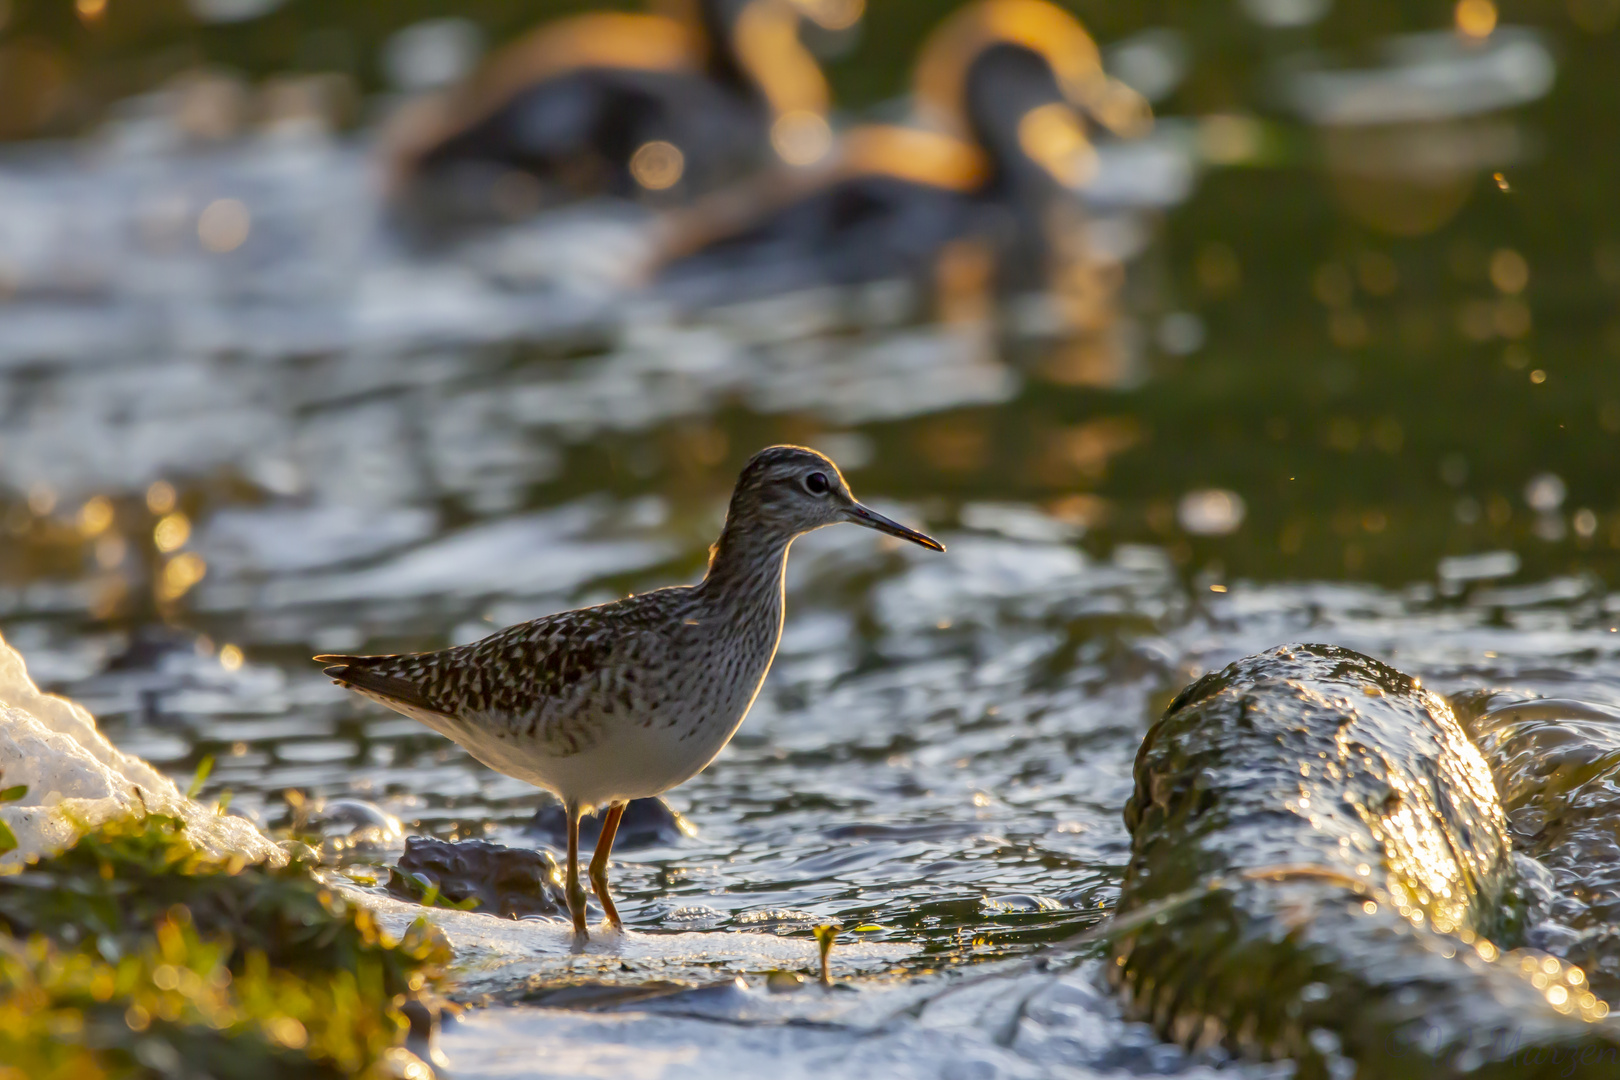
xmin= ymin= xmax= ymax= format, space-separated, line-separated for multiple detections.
xmin=566 ymin=882 xmax=589 ymax=935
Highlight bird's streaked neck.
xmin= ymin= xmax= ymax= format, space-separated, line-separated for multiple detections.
xmin=699 ymin=522 xmax=795 ymax=603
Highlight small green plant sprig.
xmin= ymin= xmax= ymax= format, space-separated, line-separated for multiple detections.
xmin=0 ymin=778 xmax=25 ymax=856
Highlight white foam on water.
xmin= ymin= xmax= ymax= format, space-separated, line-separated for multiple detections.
xmin=433 ymin=960 xmax=1246 ymax=1080
xmin=348 ymin=884 xmax=909 ymax=989
xmin=0 ymin=628 xmax=284 ymax=869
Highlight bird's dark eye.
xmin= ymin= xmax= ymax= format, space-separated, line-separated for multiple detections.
xmin=804 ymin=472 xmax=831 ymax=495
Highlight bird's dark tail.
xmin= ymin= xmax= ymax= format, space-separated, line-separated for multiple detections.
xmin=313 ymin=653 xmax=438 ymax=713
xmin=314 ymin=653 xmax=360 ymax=681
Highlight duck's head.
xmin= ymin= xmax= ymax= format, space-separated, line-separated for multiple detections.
xmin=718 ymin=445 xmax=943 ymax=552
xmin=912 ymin=0 xmax=1151 ymax=189
xmin=672 ymin=0 xmax=859 ymax=168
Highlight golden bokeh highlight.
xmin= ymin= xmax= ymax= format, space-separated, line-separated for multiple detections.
xmin=153 ymin=512 xmax=191 ymax=553
xmin=771 ymin=111 xmax=833 ymax=166
xmin=146 ymin=480 xmax=176 ymax=514
xmin=1017 ymin=103 xmax=1098 ymax=187
xmin=75 ymin=0 xmax=106 ymax=23
xmin=790 ymin=0 xmax=864 ymax=31
xmin=219 ymin=643 xmax=245 ymax=672
xmin=734 ymin=0 xmax=831 ymax=126
xmin=198 ymin=198 xmax=251 ymax=254
xmin=629 ymin=140 xmax=685 ymax=190
xmin=1456 ymin=0 xmax=1498 ymax=38
xmin=77 ymin=496 xmax=114 ymax=537
xmin=1489 ymin=248 xmax=1529 ymax=293
xmin=1197 ymin=114 xmax=1264 ymax=166
xmin=1089 ymin=80 xmax=1152 ymax=140
xmin=27 ymin=483 xmax=56 ymax=516
xmin=159 ymin=552 xmax=207 ymax=602
xmin=94 ymin=534 xmax=127 ymax=570
xmin=264 ymin=1015 xmax=308 ymax=1050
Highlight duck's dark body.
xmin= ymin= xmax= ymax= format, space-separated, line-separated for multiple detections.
xmin=389 ymin=2 xmax=837 ymax=229
xmin=656 ymin=1 xmax=1147 ymax=307
xmin=409 ymin=66 xmax=764 ymax=210
xmin=662 ymin=171 xmax=992 ymax=302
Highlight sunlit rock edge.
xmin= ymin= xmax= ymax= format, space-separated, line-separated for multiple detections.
xmin=0 ymin=628 xmax=284 ymax=870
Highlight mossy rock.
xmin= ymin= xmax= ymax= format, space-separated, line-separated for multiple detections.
xmin=1112 ymin=644 xmax=1620 ymax=1078
xmin=0 ymin=813 xmax=448 ymax=1079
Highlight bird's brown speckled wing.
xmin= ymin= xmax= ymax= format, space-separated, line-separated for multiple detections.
xmin=317 ymin=588 xmax=689 ymax=755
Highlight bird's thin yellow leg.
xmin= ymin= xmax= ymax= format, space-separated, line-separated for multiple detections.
xmin=565 ymin=800 xmax=588 ymax=938
xmin=588 ymin=802 xmax=627 ymax=930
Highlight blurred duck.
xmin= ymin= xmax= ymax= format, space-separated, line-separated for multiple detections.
xmin=385 ymin=0 xmax=855 ymax=229
xmin=656 ymin=0 xmax=1151 ymax=311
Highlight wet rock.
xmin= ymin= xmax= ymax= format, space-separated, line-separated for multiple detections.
xmin=1458 ymin=695 xmax=1620 ymax=998
xmin=981 ymin=894 xmax=1062 ymax=912
xmin=524 ymin=797 xmax=692 ymax=850
xmin=277 ymin=838 xmax=321 ymax=864
xmin=388 ymin=836 xmax=566 ymax=918
xmin=302 ymin=797 xmax=405 ymax=865
xmin=765 ymin=970 xmax=805 ymax=993
xmin=307 ymin=797 xmax=401 ymax=833
xmin=1112 ymin=643 xmax=1620 ymax=1076
xmin=0 ymin=812 xmax=449 ymax=1080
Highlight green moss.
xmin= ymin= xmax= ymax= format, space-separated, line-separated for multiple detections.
xmin=0 ymin=813 xmax=449 ymax=1079
xmin=1114 ymin=646 xmax=1620 ymax=1077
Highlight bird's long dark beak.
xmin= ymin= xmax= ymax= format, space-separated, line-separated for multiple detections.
xmin=845 ymin=504 xmax=945 ymax=552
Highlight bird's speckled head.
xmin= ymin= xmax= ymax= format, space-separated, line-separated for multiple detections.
xmin=719 ymin=445 xmax=944 ymax=551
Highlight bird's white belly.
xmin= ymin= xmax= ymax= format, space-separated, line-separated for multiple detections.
xmin=441 ymin=694 xmax=756 ymax=812
xmin=538 ymin=717 xmax=739 ymax=809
